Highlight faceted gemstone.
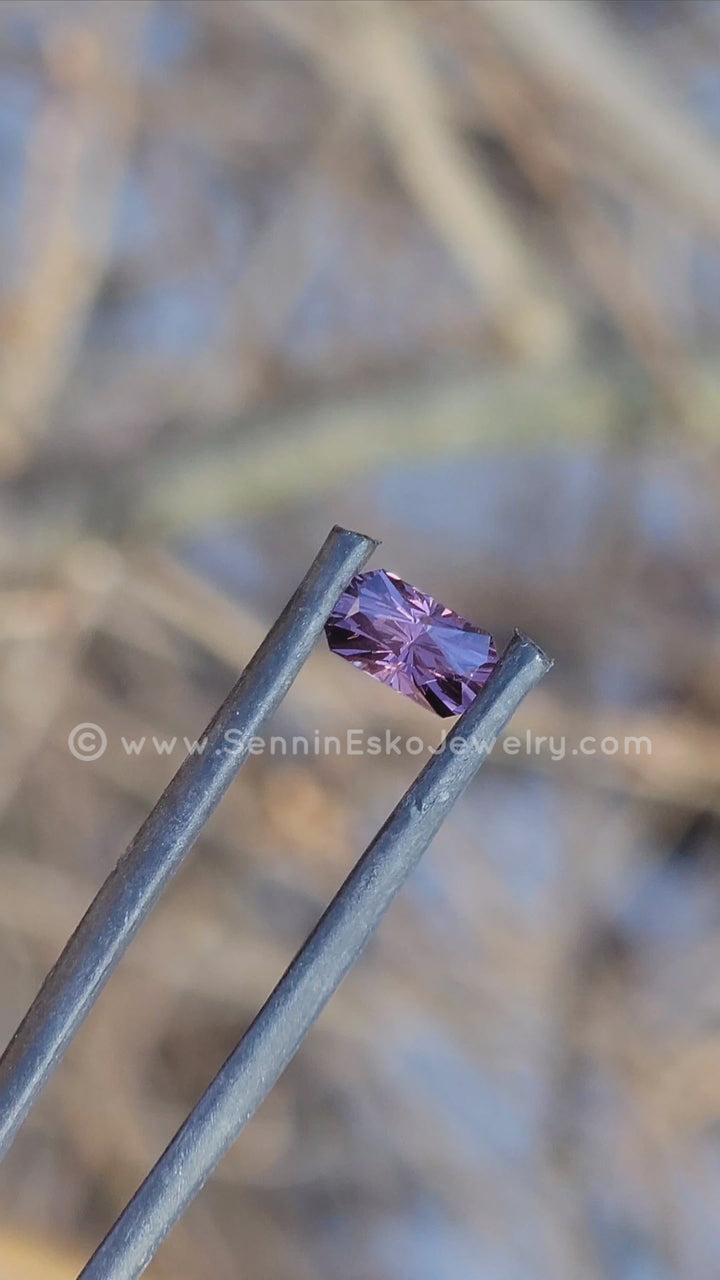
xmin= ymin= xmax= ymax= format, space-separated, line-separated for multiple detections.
xmin=325 ymin=569 xmax=498 ymax=717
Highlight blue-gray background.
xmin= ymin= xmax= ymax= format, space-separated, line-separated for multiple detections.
xmin=1 ymin=2 xmax=720 ymax=1278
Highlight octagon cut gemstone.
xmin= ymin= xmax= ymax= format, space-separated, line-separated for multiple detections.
xmin=325 ymin=570 xmax=497 ymax=717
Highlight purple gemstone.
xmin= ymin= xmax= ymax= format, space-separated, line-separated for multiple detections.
xmin=325 ymin=570 xmax=498 ymax=717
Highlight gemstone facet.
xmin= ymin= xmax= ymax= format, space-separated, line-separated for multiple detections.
xmin=325 ymin=570 xmax=498 ymax=717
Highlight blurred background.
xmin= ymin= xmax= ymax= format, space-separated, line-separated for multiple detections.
xmin=1 ymin=0 xmax=720 ymax=1276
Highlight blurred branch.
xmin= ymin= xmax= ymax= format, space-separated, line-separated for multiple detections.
xmin=437 ymin=11 xmax=694 ymax=423
xmin=479 ymin=0 xmax=720 ymax=242
xmin=248 ymin=0 xmax=571 ymax=358
xmin=131 ymin=359 xmax=720 ymax=538
xmin=0 ymin=1228 xmax=79 ymax=1280
xmin=0 ymin=4 xmax=148 ymax=476
xmin=4 ymin=355 xmax=720 ymax=576
xmin=0 ymin=542 xmax=124 ymax=814
xmin=339 ymin=0 xmax=571 ymax=357
xmin=213 ymin=109 xmax=364 ymax=410
xmin=77 ymin=548 xmax=720 ymax=819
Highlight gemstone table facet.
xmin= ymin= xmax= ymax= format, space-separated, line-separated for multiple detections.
xmin=325 ymin=570 xmax=498 ymax=717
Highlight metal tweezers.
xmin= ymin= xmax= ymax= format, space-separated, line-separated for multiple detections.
xmin=0 ymin=525 xmax=552 ymax=1280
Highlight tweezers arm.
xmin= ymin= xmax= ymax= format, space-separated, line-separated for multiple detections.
xmin=0 ymin=525 xmax=378 ymax=1160
xmin=79 ymin=631 xmax=552 ymax=1280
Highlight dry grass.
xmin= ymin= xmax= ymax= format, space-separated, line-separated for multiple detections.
xmin=1 ymin=2 xmax=720 ymax=1277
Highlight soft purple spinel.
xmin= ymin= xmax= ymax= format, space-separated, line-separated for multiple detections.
xmin=325 ymin=570 xmax=498 ymax=717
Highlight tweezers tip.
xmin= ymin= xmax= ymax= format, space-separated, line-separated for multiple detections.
xmin=330 ymin=523 xmax=381 ymax=551
xmin=511 ymin=628 xmax=554 ymax=674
